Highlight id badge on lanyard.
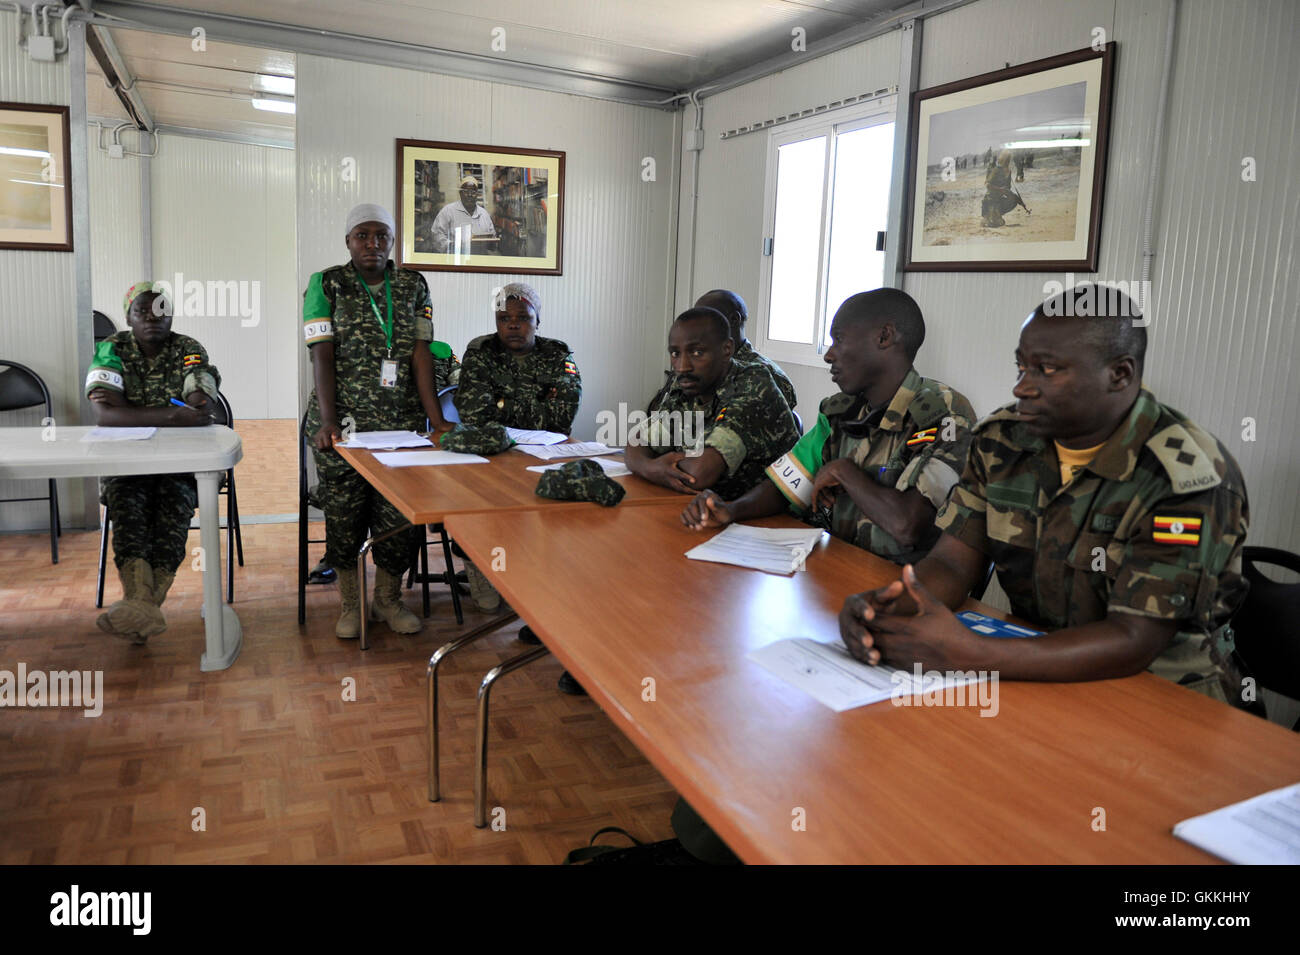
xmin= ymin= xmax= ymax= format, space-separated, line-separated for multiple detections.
xmin=380 ymin=356 xmax=398 ymax=388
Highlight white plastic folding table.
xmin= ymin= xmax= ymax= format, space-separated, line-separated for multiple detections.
xmin=0 ymin=425 xmax=244 ymax=671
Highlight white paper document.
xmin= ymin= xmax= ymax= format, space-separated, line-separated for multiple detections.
xmin=748 ymin=638 xmax=986 ymax=712
xmin=1173 ymin=782 xmax=1300 ymax=864
xmin=525 ymin=456 xmax=631 ymax=478
xmin=80 ymin=427 xmax=157 ymax=442
xmin=373 ymin=450 xmax=489 ymax=467
xmin=339 ymin=430 xmax=432 ymax=450
xmin=514 ymin=441 xmax=622 ymax=461
xmin=506 ymin=427 xmax=567 ymax=446
xmin=684 ymin=523 xmax=825 ymax=575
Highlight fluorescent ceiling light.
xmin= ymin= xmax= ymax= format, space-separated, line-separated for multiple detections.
xmin=0 ymin=146 xmax=51 ymax=158
xmin=251 ymin=94 xmax=296 ymax=114
xmin=9 ymin=179 xmax=63 ymax=187
xmin=1002 ymin=138 xmax=1091 ymax=149
xmin=253 ymin=74 xmax=295 ymax=96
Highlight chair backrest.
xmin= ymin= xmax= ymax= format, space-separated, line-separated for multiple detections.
xmin=211 ymin=389 xmax=233 ymax=428
xmin=438 ymin=385 xmax=460 ymax=425
xmin=793 ymin=410 xmax=804 ymax=436
xmin=92 ymin=311 xmax=117 ymax=342
xmin=0 ymin=361 xmax=52 ymax=415
xmin=1233 ymin=546 xmax=1300 ymax=700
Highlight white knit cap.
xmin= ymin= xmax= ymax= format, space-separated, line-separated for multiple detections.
xmin=345 ymin=202 xmax=395 ymax=236
xmin=495 ymin=282 xmax=541 ymax=315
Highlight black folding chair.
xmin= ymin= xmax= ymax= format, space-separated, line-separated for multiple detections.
xmin=0 ymin=360 xmax=61 ymax=563
xmin=96 ymin=390 xmax=243 ymax=606
xmin=1232 ymin=546 xmax=1300 ymax=729
xmin=92 ymin=311 xmax=118 ymax=342
xmin=298 ymin=411 xmax=335 ymax=624
xmin=407 ymin=386 xmax=468 ymax=624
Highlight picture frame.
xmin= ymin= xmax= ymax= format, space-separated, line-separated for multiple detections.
xmin=0 ymin=101 xmax=72 ymax=252
xmin=395 ymin=138 xmax=564 ymax=275
xmin=902 ymin=44 xmax=1115 ymax=272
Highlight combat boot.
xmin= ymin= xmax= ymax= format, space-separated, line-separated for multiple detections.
xmin=463 ymin=559 xmax=501 ymax=613
xmin=371 ymin=566 xmax=421 ymax=634
xmin=135 ymin=566 xmax=176 ymax=638
xmin=335 ymin=567 xmax=362 ymax=639
xmin=97 ymin=558 xmax=165 ymax=644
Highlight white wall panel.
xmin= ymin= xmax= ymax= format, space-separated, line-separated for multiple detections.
xmin=680 ymin=0 xmax=1300 ymax=552
xmin=150 ymin=135 xmax=298 ymax=420
xmin=0 ymin=11 xmax=77 ymax=532
xmin=87 ymin=144 xmax=143 ymax=330
xmin=295 ymin=55 xmax=677 ymax=437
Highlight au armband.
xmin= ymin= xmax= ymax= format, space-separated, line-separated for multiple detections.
xmin=85 ymin=367 xmax=124 ymax=392
xmin=766 ymin=451 xmax=814 ymax=509
xmin=303 ymin=320 xmax=333 ymax=346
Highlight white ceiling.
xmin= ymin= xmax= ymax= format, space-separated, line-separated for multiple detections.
xmin=87 ymin=0 xmax=913 ymax=140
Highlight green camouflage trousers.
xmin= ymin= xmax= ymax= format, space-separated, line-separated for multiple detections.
xmin=102 ymin=475 xmax=197 ymax=571
xmin=312 ymin=444 xmax=416 ymax=576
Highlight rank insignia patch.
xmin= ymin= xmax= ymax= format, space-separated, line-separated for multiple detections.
xmin=1152 ymin=515 xmax=1202 ymax=546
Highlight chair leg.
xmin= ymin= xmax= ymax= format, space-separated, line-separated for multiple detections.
xmin=47 ymin=478 xmax=58 ymax=564
xmin=420 ymin=534 xmax=430 ymax=618
xmin=297 ymin=497 xmax=307 ymax=626
xmin=228 ymin=471 xmax=244 ymax=566
xmin=226 ymin=490 xmax=234 ymax=604
xmin=440 ymin=528 xmax=463 ymax=626
xmin=96 ymin=508 xmax=109 ymax=608
xmin=474 ymin=646 xmax=550 ymax=827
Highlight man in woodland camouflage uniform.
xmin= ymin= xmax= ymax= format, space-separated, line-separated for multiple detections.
xmin=683 ymin=289 xmax=976 ymax=568
xmin=86 ymin=282 xmax=220 ymax=642
xmin=840 ymin=284 xmax=1250 ymax=704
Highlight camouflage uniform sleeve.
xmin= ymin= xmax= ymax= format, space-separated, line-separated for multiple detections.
xmin=771 ymin=363 xmax=798 ymax=414
xmin=85 ymin=339 xmax=125 ymax=397
xmin=897 ymin=404 xmax=977 ymax=511
xmin=411 ymin=276 xmax=433 ymax=342
xmin=429 ymin=341 xmax=460 ymax=391
xmin=704 ymin=367 xmax=797 ymax=476
xmin=537 ymin=349 xmax=581 ymax=434
xmin=934 ymin=429 xmax=993 ymax=554
xmin=301 ymin=270 xmax=335 ymax=348
xmin=179 ymin=339 xmax=221 ymax=401
xmin=454 ymin=342 xmax=499 ymax=427
xmin=1106 ymin=484 xmax=1248 ymax=631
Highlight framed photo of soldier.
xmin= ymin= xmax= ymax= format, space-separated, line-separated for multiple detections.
xmin=902 ymin=45 xmax=1115 ymax=272
xmin=395 ymin=138 xmax=564 ymax=275
xmin=0 ymin=101 xmax=72 ymax=252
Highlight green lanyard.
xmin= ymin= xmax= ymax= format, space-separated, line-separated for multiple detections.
xmin=355 ymin=265 xmax=395 ymax=355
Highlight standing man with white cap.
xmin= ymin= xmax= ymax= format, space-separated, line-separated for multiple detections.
xmin=430 ymin=175 xmax=497 ymax=254
xmin=303 ymin=202 xmax=453 ymax=639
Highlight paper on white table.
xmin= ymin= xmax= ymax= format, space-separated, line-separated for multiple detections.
xmin=685 ymin=523 xmax=825 ymax=575
xmin=373 ymin=450 xmax=489 ymax=467
xmin=506 ymin=427 xmax=567 ymax=446
xmin=748 ymin=638 xmax=987 ymax=712
xmin=514 ymin=441 xmax=622 ymax=461
xmin=1173 ymin=782 xmax=1300 ymax=864
xmin=525 ymin=456 xmax=630 ymax=478
xmin=339 ymin=430 xmax=432 ymax=450
xmin=80 ymin=427 xmax=157 ymax=442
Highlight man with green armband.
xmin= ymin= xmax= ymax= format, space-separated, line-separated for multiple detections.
xmin=682 ymin=288 xmax=976 ymax=566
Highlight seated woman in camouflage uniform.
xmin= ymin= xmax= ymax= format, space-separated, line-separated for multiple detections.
xmin=86 ymin=282 xmax=220 ymax=643
xmin=303 ymin=203 xmax=453 ymax=639
xmin=453 ymin=282 xmax=582 ymax=616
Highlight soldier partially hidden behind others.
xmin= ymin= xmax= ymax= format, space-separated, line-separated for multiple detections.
xmin=86 ymin=282 xmax=220 ymax=643
xmin=303 ymin=202 xmax=453 ymax=639
xmin=839 ymin=284 xmax=1251 ymax=704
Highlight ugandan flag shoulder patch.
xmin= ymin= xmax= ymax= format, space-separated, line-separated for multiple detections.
xmin=182 ymin=353 xmax=202 ymax=368
xmin=1152 ymin=514 xmax=1202 ymax=546
xmin=563 ymin=360 xmax=577 ymax=376
xmin=906 ymin=427 xmax=938 ymax=447
xmin=715 ymin=406 xmax=727 ymax=423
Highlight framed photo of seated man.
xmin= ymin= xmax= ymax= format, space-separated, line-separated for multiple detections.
xmin=396 ymin=138 xmax=565 ymax=275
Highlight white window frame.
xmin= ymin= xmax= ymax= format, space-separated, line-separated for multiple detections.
xmin=754 ymin=95 xmax=897 ymax=368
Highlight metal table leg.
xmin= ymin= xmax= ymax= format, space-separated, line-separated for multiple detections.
xmin=475 ymin=645 xmax=551 ymax=828
xmin=356 ymin=524 xmax=413 ymax=650
xmin=426 ymin=611 xmax=518 ymax=802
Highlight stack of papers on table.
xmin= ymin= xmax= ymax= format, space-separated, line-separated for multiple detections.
xmin=374 ymin=450 xmax=489 ymax=467
xmin=505 ymin=427 xmax=566 ymax=446
xmin=525 ymin=456 xmax=630 ymax=477
xmin=81 ymin=427 xmax=157 ymax=441
xmin=748 ymin=639 xmax=987 ymax=712
xmin=514 ymin=441 xmax=621 ymax=461
xmin=1173 ymin=783 xmax=1300 ymax=864
xmin=685 ymin=524 xmax=825 ymax=575
xmin=339 ymin=430 xmax=432 ymax=450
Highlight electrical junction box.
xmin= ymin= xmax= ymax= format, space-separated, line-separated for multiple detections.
xmin=28 ymin=35 xmax=56 ymax=62
xmin=108 ymin=144 xmax=125 ymax=159
xmin=682 ymin=128 xmax=704 ymax=152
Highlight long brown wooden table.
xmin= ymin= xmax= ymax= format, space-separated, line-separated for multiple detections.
xmin=333 ymin=444 xmax=682 ymax=646
xmin=444 ymin=504 xmax=1300 ymax=864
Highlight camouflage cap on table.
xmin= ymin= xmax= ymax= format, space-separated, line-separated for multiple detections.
xmin=535 ymin=459 xmax=626 ymax=507
xmin=440 ymin=422 xmax=513 ymax=455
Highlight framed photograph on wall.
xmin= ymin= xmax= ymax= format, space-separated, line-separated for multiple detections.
xmin=396 ymin=139 xmax=564 ymax=275
xmin=903 ymin=45 xmax=1115 ymax=272
xmin=0 ymin=101 xmax=72 ymax=252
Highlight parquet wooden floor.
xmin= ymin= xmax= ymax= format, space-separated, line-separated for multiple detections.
xmin=0 ymin=423 xmax=678 ymax=864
